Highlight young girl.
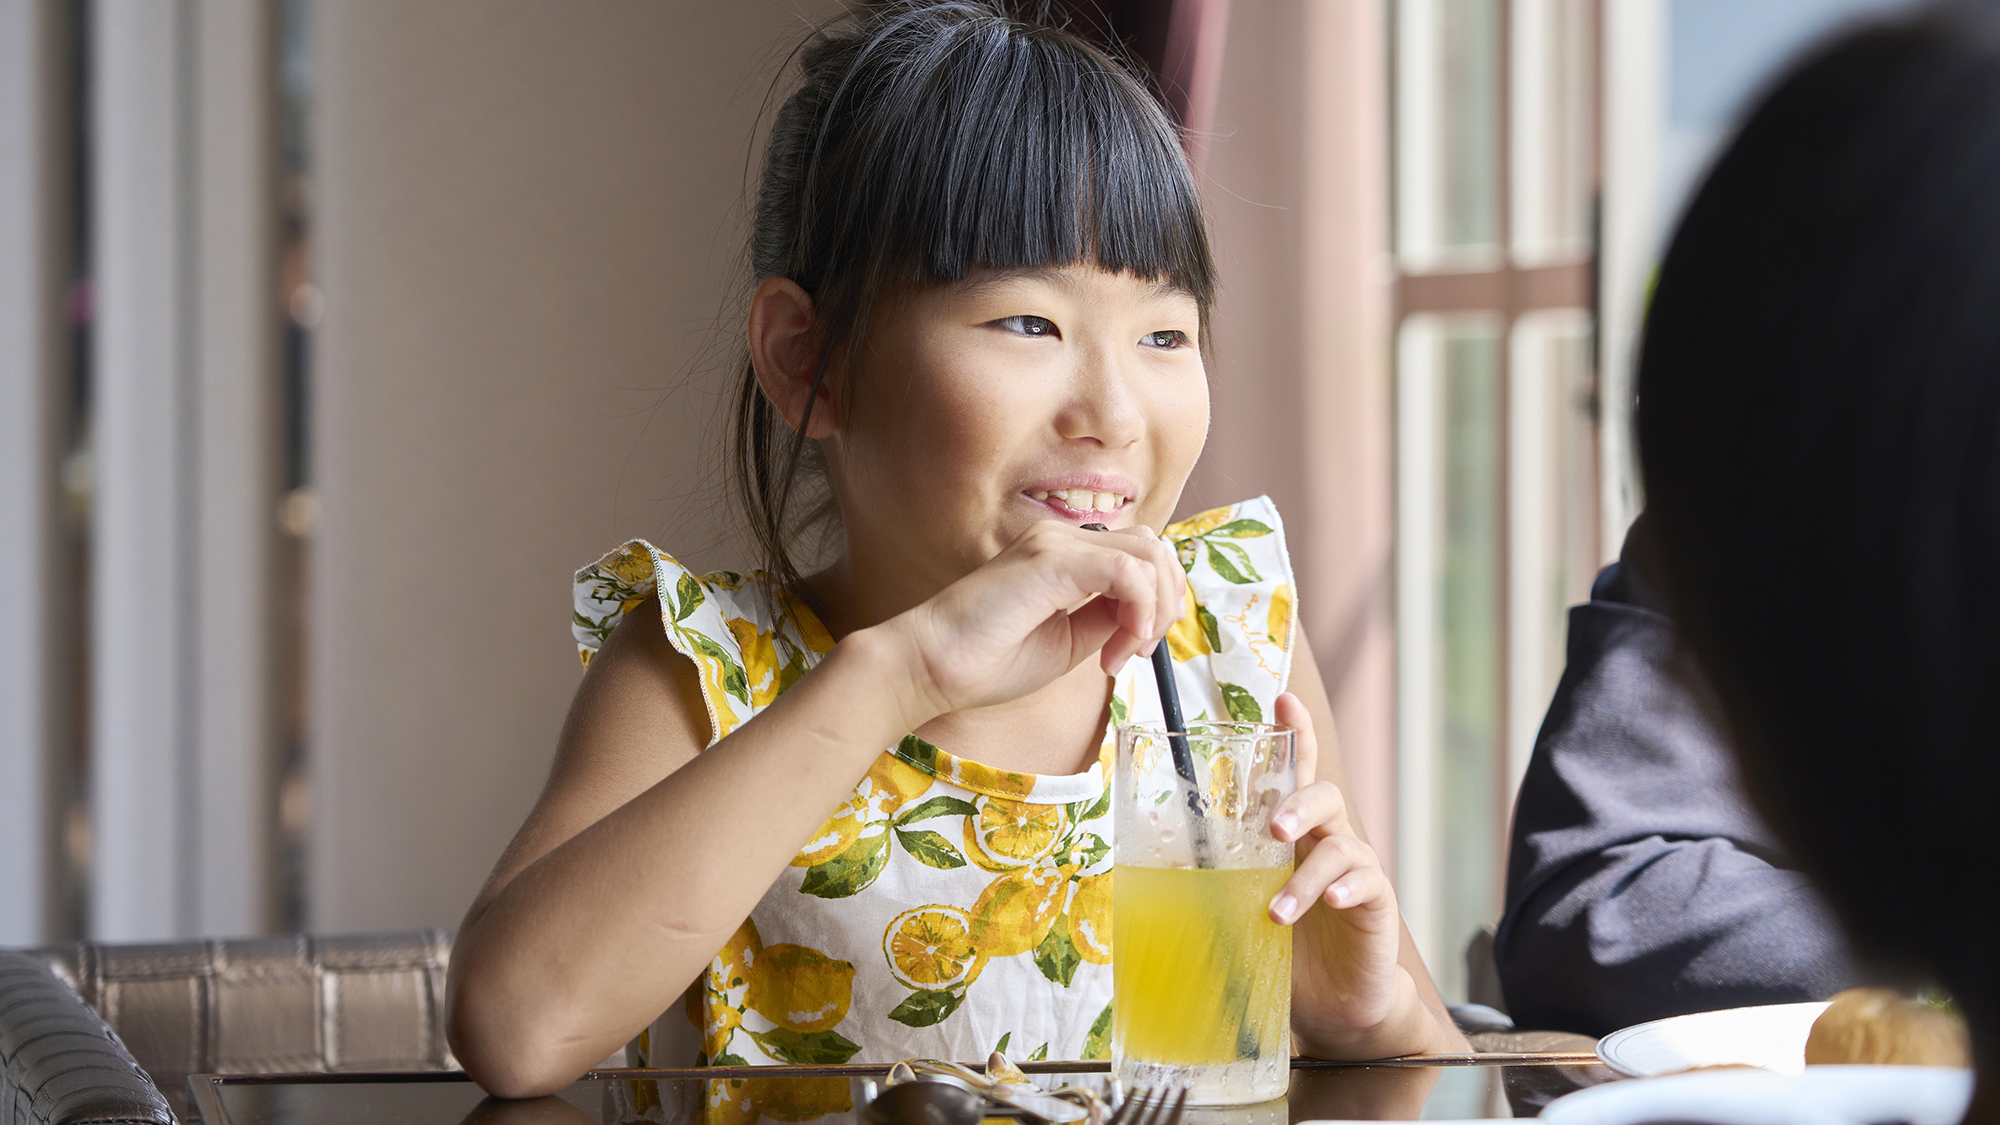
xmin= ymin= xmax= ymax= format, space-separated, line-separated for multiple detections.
xmin=445 ymin=0 xmax=1466 ymax=1102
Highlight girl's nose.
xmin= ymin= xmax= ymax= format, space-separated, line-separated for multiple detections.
xmin=1054 ymin=343 xmax=1144 ymax=448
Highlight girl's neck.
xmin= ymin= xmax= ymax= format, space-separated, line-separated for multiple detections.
xmin=799 ymin=553 xmax=934 ymax=641
xmin=910 ymin=662 xmax=1116 ymax=777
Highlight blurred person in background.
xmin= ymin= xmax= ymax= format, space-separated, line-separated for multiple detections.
xmin=1493 ymin=512 xmax=1864 ymax=1037
xmin=1631 ymin=1 xmax=2000 ymax=1117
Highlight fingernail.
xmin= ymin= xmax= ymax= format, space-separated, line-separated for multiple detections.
xmin=1329 ymin=882 xmax=1352 ymax=907
xmin=1141 ymin=638 xmax=1158 ymax=657
xmin=1270 ymin=893 xmax=1298 ymax=923
xmin=1273 ymin=812 xmax=1299 ymax=838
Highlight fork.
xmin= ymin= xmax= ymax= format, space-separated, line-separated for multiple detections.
xmin=1107 ymin=1086 xmax=1189 ymax=1125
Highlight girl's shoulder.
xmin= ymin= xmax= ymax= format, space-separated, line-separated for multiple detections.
xmin=1159 ymin=495 xmax=1299 ymax=723
xmin=572 ymin=540 xmax=833 ymax=744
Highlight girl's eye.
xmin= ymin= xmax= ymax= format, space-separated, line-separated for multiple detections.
xmin=1142 ymin=329 xmax=1192 ymax=350
xmin=995 ymin=315 xmax=1059 ymax=338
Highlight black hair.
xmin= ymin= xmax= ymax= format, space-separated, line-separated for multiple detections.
xmin=733 ymin=0 xmax=1216 ymax=608
xmin=1637 ymin=2 xmax=2000 ymax=1052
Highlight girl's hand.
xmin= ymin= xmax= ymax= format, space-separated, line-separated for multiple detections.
xmin=1265 ymin=691 xmax=1408 ymax=1041
xmin=882 ymin=520 xmax=1186 ymax=720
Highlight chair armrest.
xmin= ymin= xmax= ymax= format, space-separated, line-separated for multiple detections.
xmin=0 ymin=951 xmax=175 ymax=1125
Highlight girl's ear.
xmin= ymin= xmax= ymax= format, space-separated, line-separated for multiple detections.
xmin=748 ymin=277 xmax=837 ymax=438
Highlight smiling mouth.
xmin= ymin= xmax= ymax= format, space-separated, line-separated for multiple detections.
xmin=1028 ymin=488 xmax=1130 ymax=516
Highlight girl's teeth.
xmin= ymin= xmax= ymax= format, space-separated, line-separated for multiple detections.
xmin=1029 ymin=488 xmax=1124 ymax=512
xmin=1032 ymin=488 xmax=1128 ymax=510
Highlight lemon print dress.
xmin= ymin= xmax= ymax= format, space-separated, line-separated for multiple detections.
xmin=572 ymin=498 xmax=1296 ymax=1109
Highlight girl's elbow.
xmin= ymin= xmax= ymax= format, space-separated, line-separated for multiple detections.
xmin=449 ymin=978 xmax=583 ymax=1099
xmin=452 ymin=1018 xmax=580 ymax=1099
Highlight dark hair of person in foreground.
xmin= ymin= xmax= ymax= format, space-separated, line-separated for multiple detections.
xmin=1638 ymin=2 xmax=2000 ymax=1117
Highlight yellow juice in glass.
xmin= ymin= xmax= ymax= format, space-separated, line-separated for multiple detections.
xmin=1112 ymin=864 xmax=1293 ymax=1068
xmin=1114 ymin=721 xmax=1296 ymax=1105
xmin=1112 ymin=860 xmax=1296 ymax=1056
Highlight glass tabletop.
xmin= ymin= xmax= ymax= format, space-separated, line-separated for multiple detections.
xmin=187 ymin=1056 xmax=1620 ymax=1125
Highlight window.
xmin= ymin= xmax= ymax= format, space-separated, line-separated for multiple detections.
xmin=1392 ymin=0 xmax=1604 ymax=1001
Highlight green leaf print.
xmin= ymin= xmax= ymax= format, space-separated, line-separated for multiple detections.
xmin=712 ymin=1050 xmax=748 ymax=1068
xmin=1176 ymin=539 xmax=1197 ymax=573
xmin=746 ymin=1027 xmax=863 ymax=1066
xmin=1082 ymin=1002 xmax=1113 ymax=1060
xmin=1033 ymin=916 xmax=1082 ymax=986
xmin=1078 ymin=833 xmax=1110 ymax=869
xmin=896 ymin=734 xmax=942 ymax=774
xmin=573 ymin=611 xmax=614 ymax=645
xmin=681 ymin=631 xmax=750 ymax=705
xmin=1109 ymin=694 xmax=1129 ymax=726
xmin=1066 ymin=788 xmax=1110 ymax=825
xmin=993 ymin=1032 xmax=1012 ymax=1057
xmin=887 ymin=988 xmax=965 ymax=1028
xmin=1198 ymin=604 xmax=1223 ymax=654
xmin=1207 ymin=519 xmax=1273 ymax=539
xmin=1026 ymin=1042 xmax=1048 ymax=1062
xmin=799 ymin=829 xmax=890 ymax=898
xmin=895 ymin=795 xmax=978 ymax=825
xmin=674 ymin=572 xmax=704 ymax=621
xmin=895 ymin=828 xmax=967 ymax=869
xmin=1219 ymin=682 xmax=1264 ymax=723
xmin=1204 ymin=540 xmax=1262 ymax=585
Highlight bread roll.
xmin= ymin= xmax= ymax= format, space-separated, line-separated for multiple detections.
xmin=1804 ymin=988 xmax=1970 ymax=1067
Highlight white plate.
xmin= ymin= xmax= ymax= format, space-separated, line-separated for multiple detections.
xmin=1542 ymin=1065 xmax=1973 ymax=1125
xmin=1595 ymin=1001 xmax=1830 ymax=1077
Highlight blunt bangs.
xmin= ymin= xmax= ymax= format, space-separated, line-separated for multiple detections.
xmin=796 ymin=5 xmax=1215 ymax=317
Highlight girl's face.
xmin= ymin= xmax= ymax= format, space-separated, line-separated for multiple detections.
xmin=826 ymin=263 xmax=1209 ymax=591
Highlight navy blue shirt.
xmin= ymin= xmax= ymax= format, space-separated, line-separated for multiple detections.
xmin=1494 ymin=522 xmax=1860 ymax=1036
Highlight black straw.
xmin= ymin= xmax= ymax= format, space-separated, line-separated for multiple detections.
xmin=1082 ymin=523 xmax=1212 ymax=866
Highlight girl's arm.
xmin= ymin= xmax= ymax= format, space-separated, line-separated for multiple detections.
xmin=1271 ymin=634 xmax=1469 ymax=1058
xmin=447 ymin=606 xmax=927 ymax=1097
xmin=446 ymin=522 xmax=1184 ymax=1098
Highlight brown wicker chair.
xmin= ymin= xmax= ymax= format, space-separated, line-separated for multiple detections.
xmin=3 ymin=931 xmax=458 ymax=1122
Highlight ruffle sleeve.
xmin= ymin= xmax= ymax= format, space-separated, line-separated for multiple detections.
xmin=572 ymin=540 xmax=777 ymax=743
xmin=1154 ymin=495 xmax=1298 ymax=725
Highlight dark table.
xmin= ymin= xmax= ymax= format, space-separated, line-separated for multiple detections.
xmin=187 ymin=1054 xmax=1622 ymax=1124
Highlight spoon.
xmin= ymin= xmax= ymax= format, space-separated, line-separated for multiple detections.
xmin=863 ymin=1080 xmax=1032 ymax=1125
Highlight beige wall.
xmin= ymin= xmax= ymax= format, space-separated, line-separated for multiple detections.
xmin=309 ymin=1 xmax=840 ymax=931
xmin=1188 ymin=1 xmax=1397 ymax=865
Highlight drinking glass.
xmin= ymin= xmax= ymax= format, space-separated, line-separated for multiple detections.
xmin=1113 ymin=720 xmax=1297 ymax=1106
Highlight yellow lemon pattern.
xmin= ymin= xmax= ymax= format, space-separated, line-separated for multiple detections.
xmin=573 ymin=498 xmax=1294 ymax=1105
xmin=884 ymin=905 xmax=979 ymax=990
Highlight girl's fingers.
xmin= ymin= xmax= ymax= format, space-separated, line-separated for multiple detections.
xmin=1032 ymin=533 xmax=1156 ymax=629
xmin=1038 ymin=525 xmax=1184 ymax=665
xmin=1321 ymin=857 xmax=1391 ymax=915
xmin=1267 ymin=832 xmax=1387 ymax=925
xmin=1269 ymin=779 xmax=1351 ymax=844
xmin=1275 ymin=692 xmax=1318 ymax=789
